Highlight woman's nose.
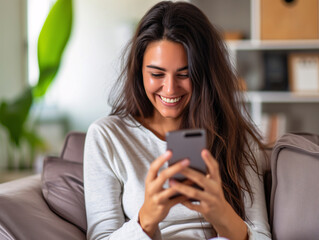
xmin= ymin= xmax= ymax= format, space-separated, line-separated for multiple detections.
xmin=163 ymin=75 xmax=177 ymax=94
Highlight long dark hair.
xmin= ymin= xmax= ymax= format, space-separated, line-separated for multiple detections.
xmin=109 ymin=1 xmax=264 ymax=219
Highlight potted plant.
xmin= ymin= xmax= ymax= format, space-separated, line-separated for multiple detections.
xmin=0 ymin=0 xmax=73 ymax=170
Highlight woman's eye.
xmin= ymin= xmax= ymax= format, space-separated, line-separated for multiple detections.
xmin=177 ymin=74 xmax=189 ymax=79
xmin=151 ymin=73 xmax=164 ymax=78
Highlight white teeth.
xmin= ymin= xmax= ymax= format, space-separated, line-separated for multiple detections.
xmin=160 ymin=96 xmax=182 ymax=103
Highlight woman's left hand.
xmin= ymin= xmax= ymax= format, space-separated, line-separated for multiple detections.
xmin=170 ymin=149 xmax=248 ymax=239
xmin=169 ymin=149 xmax=231 ymax=228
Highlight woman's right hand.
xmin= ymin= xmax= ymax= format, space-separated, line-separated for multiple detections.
xmin=138 ymin=151 xmax=190 ymax=237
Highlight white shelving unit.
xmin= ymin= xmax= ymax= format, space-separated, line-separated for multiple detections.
xmin=227 ymin=39 xmax=319 ymax=51
xmin=228 ymin=39 xmax=319 ymax=130
xmin=191 ymin=0 xmax=319 ymax=134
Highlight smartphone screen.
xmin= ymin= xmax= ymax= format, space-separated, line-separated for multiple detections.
xmin=166 ymin=128 xmax=207 ymax=181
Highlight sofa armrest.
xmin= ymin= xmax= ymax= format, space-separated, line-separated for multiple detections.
xmin=0 ymin=174 xmax=85 ymax=240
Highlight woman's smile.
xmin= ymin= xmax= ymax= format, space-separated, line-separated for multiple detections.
xmin=159 ymin=95 xmax=183 ymax=105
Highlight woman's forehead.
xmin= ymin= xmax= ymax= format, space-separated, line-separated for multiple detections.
xmin=143 ymin=40 xmax=188 ymax=69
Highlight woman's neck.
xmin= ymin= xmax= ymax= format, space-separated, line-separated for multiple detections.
xmin=136 ymin=114 xmax=182 ymax=141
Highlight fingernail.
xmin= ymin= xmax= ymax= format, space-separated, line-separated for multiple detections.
xmin=203 ymin=149 xmax=209 ymax=157
xmin=181 ymin=159 xmax=190 ymax=166
xmin=164 ymin=151 xmax=171 ymax=157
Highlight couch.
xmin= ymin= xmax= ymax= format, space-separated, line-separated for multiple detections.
xmin=0 ymin=132 xmax=86 ymax=240
xmin=0 ymin=131 xmax=318 ymax=240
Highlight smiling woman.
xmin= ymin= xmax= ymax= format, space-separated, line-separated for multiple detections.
xmin=84 ymin=1 xmax=271 ymax=240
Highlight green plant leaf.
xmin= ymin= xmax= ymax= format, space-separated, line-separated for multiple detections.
xmin=22 ymin=128 xmax=46 ymax=150
xmin=33 ymin=0 xmax=73 ymax=98
xmin=0 ymin=88 xmax=33 ymax=146
xmin=0 ymin=0 xmax=73 ymax=170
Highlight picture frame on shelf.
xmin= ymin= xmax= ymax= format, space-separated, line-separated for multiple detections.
xmin=288 ymin=53 xmax=319 ymax=94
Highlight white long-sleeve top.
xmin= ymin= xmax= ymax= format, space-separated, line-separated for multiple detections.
xmin=83 ymin=115 xmax=271 ymax=240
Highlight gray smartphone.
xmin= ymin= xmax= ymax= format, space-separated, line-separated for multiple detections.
xmin=166 ymin=128 xmax=207 ymax=181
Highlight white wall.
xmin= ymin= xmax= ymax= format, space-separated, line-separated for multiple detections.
xmin=0 ymin=0 xmax=27 ymax=101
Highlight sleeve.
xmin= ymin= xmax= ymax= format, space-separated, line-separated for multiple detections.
xmin=83 ymin=123 xmax=162 ymax=240
xmin=243 ymin=150 xmax=272 ymax=240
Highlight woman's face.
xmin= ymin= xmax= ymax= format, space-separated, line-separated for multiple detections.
xmin=142 ymin=40 xmax=192 ymax=122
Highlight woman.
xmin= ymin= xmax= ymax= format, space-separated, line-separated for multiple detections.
xmin=84 ymin=1 xmax=271 ymax=239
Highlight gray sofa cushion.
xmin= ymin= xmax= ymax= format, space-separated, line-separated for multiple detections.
xmin=0 ymin=175 xmax=85 ymax=240
xmin=270 ymin=133 xmax=319 ymax=240
xmin=41 ymin=157 xmax=86 ymax=232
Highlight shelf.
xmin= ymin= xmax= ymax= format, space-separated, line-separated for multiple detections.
xmin=192 ymin=0 xmax=319 ymax=135
xmin=245 ymin=91 xmax=319 ymax=103
xmin=227 ymin=40 xmax=319 ymax=51
xmin=243 ymin=91 xmax=319 ymax=127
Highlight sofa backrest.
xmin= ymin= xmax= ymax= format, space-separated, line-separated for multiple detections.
xmin=42 ymin=132 xmax=87 ymax=232
xmin=270 ymin=133 xmax=319 ymax=240
xmin=60 ymin=132 xmax=86 ymax=163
